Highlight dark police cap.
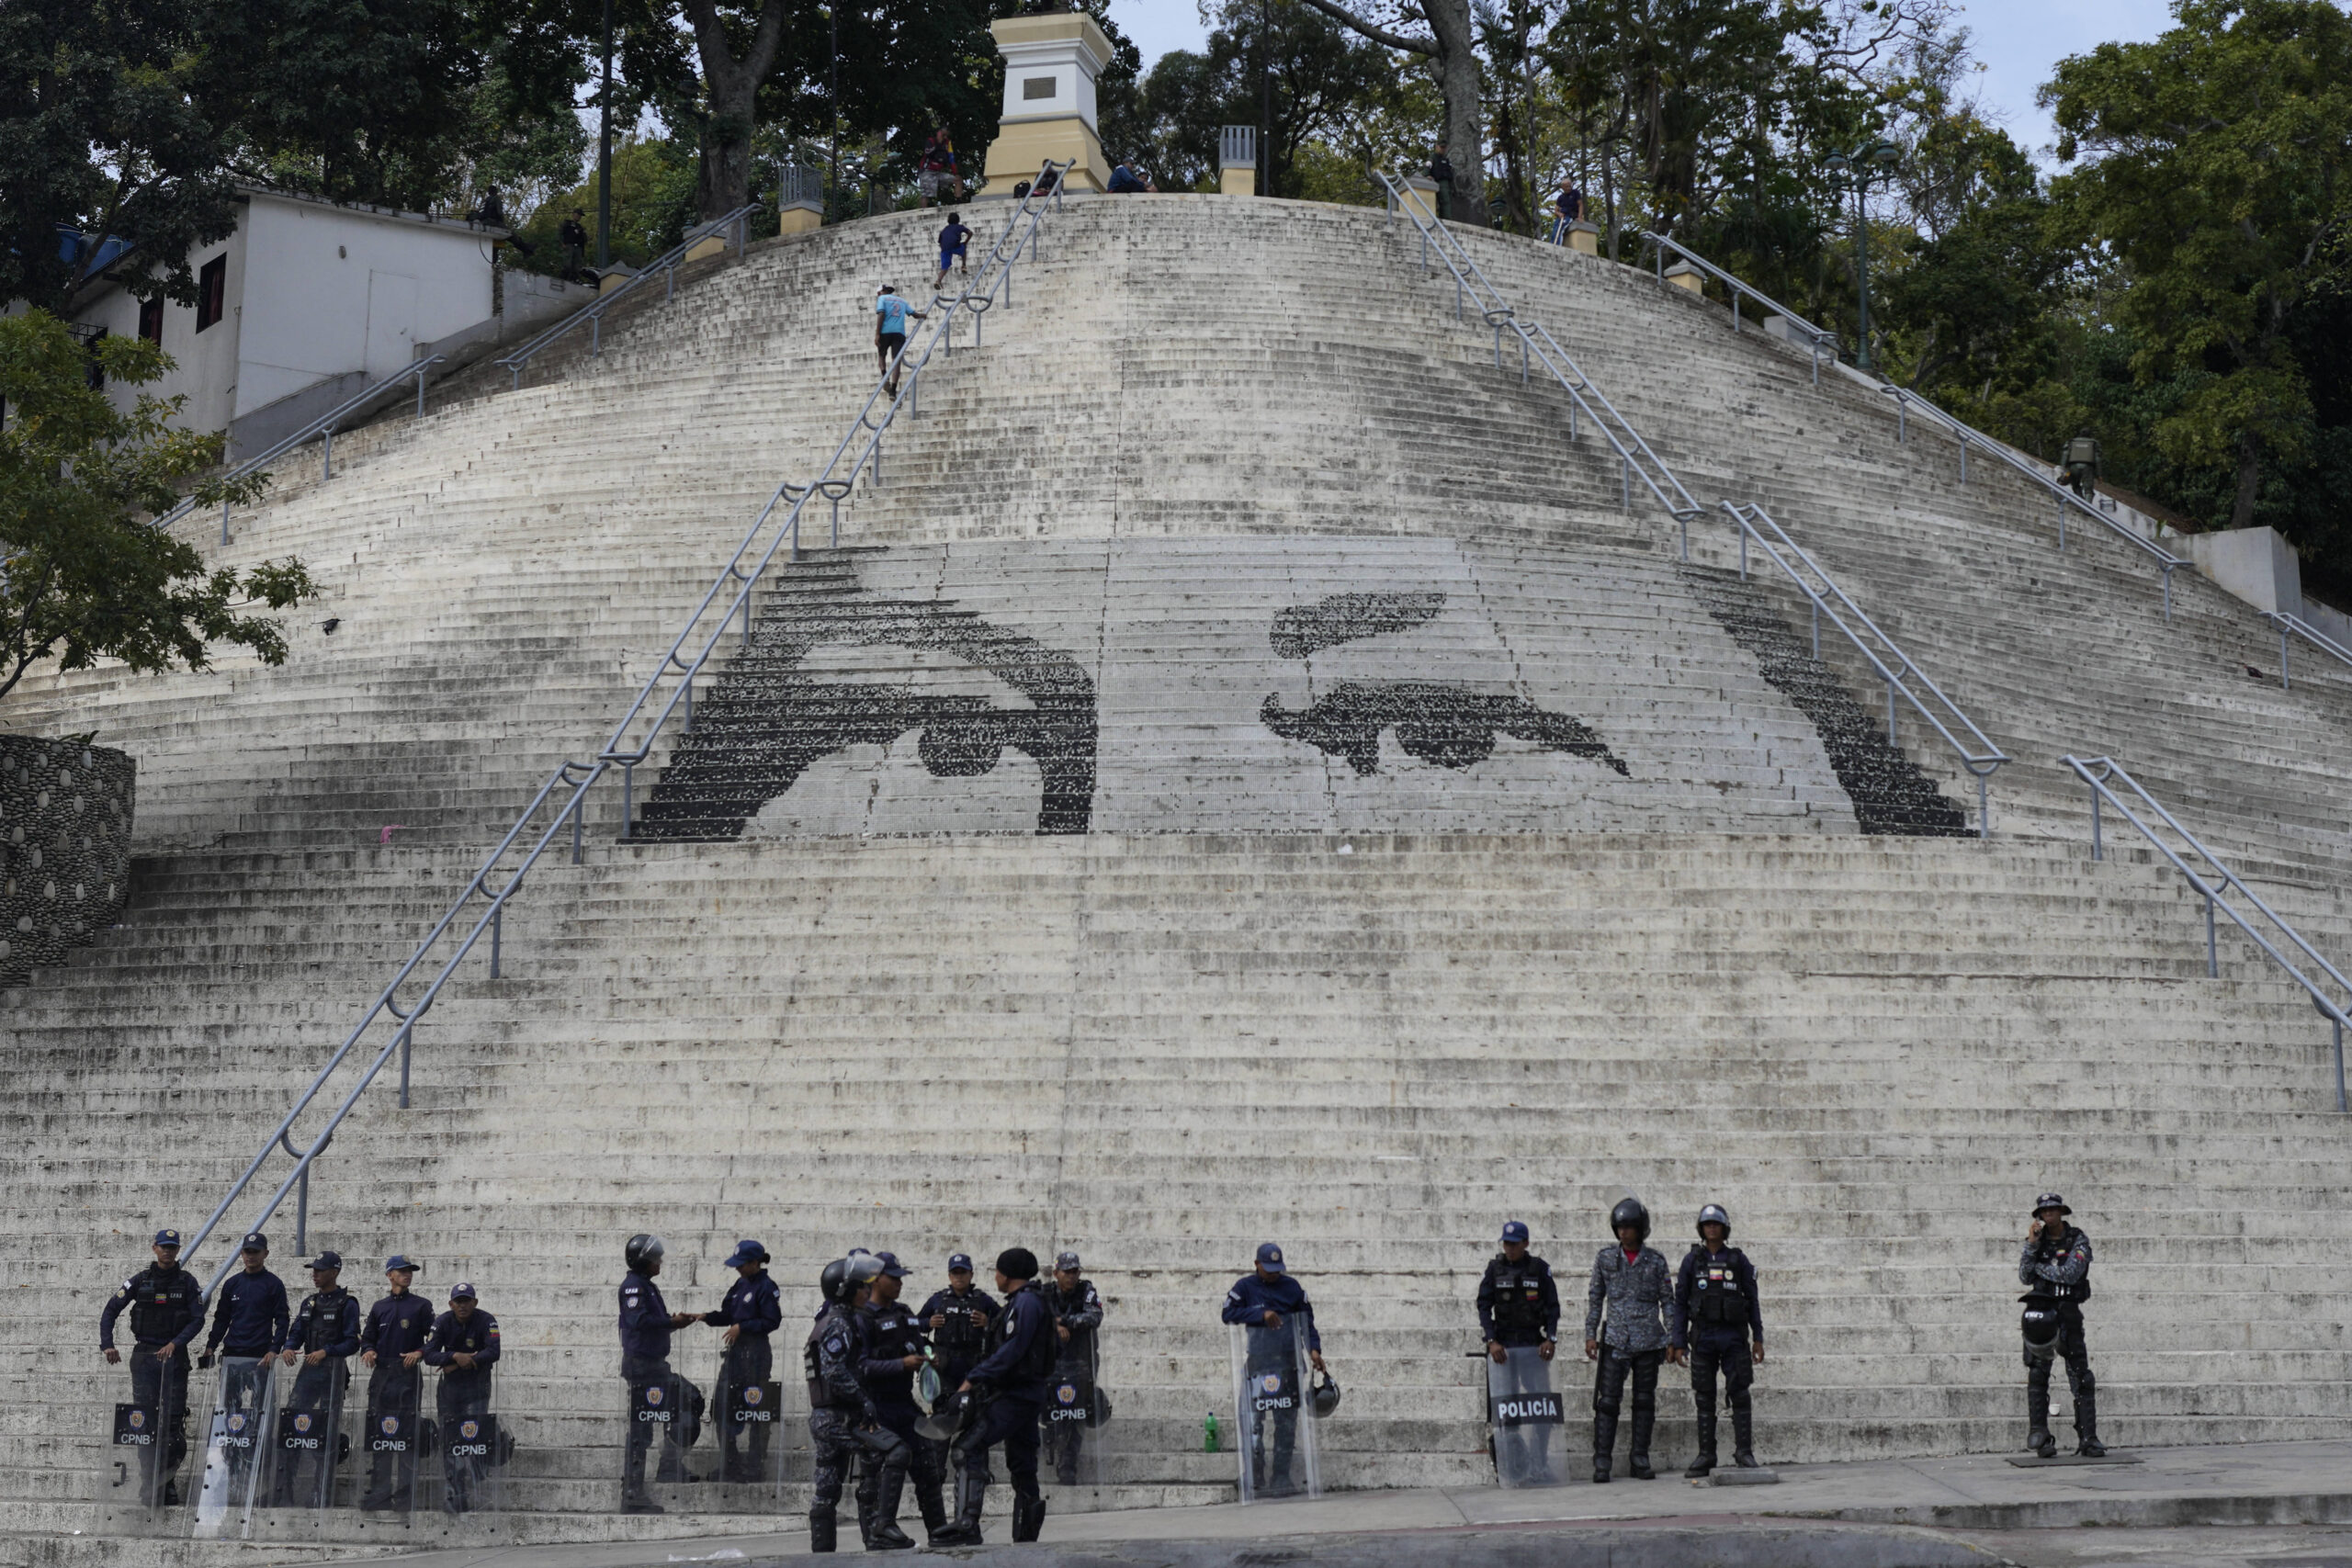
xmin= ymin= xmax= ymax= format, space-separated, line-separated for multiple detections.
xmin=1500 ymin=1220 xmax=1530 ymax=1244
xmin=153 ymin=1228 xmax=182 ymax=1247
xmin=948 ymin=1253 xmax=974 ymax=1273
xmin=308 ymin=1250 xmax=343 ymax=1270
xmin=996 ymin=1247 xmax=1039 ymax=1280
xmin=874 ymin=1251 xmax=911 ymax=1279
xmin=383 ymin=1255 xmax=419 ymax=1274
xmin=1255 ymin=1242 xmax=1285 ymax=1273
xmin=723 ymin=1239 xmax=770 ymax=1269
xmin=240 ymin=1232 xmax=268 ymax=1253
xmin=448 ymin=1280 xmax=478 ymax=1301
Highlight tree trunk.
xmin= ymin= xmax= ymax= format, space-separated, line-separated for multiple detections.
xmin=1424 ymin=0 xmax=1485 ymax=227
xmin=683 ymin=0 xmax=790 ymax=221
xmin=2230 ymin=431 xmax=2263 ymax=531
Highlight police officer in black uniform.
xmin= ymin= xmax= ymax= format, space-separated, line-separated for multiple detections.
xmin=921 ymin=1254 xmax=999 ymax=1393
xmin=2020 ymin=1192 xmax=2102 ymax=1458
xmin=422 ymin=1280 xmax=500 ymax=1513
xmin=1040 ymin=1250 xmax=1103 ymax=1486
xmin=858 ymin=1252 xmax=945 ymax=1541
xmin=1478 ymin=1219 xmax=1560 ymax=1483
xmin=198 ymin=1231 xmax=289 ymax=1499
xmin=702 ymin=1239 xmax=782 ymax=1484
xmin=99 ymin=1228 xmax=205 ymax=1504
xmin=933 ymin=1247 xmax=1055 ymax=1547
xmin=806 ymin=1254 xmax=914 ymax=1552
xmin=618 ymin=1234 xmax=699 ymax=1514
xmin=358 ymin=1255 xmax=435 ymax=1510
xmin=275 ymin=1250 xmax=362 ymax=1506
xmin=1669 ymin=1203 xmax=1764 ymax=1476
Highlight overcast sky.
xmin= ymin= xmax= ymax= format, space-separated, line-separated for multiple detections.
xmin=1102 ymin=0 xmax=2179 ymax=164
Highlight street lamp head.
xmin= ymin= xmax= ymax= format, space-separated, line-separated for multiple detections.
xmin=1869 ymin=140 xmax=1902 ymax=167
xmin=1825 ymin=152 xmax=1850 ymax=175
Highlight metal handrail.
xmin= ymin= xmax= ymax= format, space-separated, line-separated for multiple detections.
xmin=1726 ymin=501 xmax=2007 ymax=836
xmin=1637 ymin=231 xmax=1836 ymax=386
xmin=177 ymin=163 xmax=1077 ymax=1298
xmin=495 ymin=203 xmax=761 ymax=389
xmin=157 ymin=356 xmax=447 ymax=544
xmin=2062 ymin=754 xmax=2349 ymax=1112
xmin=2261 ymin=610 xmax=2352 ymax=690
xmin=1880 ymin=385 xmax=2186 ymax=618
xmin=1375 ymin=170 xmax=1705 ymax=538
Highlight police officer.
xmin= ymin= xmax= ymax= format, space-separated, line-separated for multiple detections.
xmin=2020 ymin=1192 xmax=2102 ymax=1458
xmin=806 ymin=1255 xmax=914 ymax=1552
xmin=700 ymin=1239 xmax=782 ymax=1484
xmin=1220 ymin=1242 xmax=1326 ymax=1498
xmin=198 ymin=1231 xmax=288 ymax=1498
xmin=933 ymin=1247 xmax=1055 ymax=1546
xmin=1669 ymin=1204 xmax=1764 ymax=1476
xmin=857 ymin=1252 xmax=945 ymax=1542
xmin=921 ymin=1255 xmax=999 ymax=1393
xmin=1040 ymin=1250 xmax=1103 ymax=1487
xmin=422 ymin=1281 xmax=500 ymax=1513
xmin=1478 ymin=1219 xmax=1560 ymax=1484
xmin=358 ymin=1255 xmax=435 ymax=1510
xmin=98 ymin=1228 xmax=204 ymax=1505
xmin=618 ymin=1234 xmax=699 ymax=1514
xmin=275 ymin=1250 xmax=361 ymax=1506
xmin=1584 ymin=1198 xmax=1670 ymax=1483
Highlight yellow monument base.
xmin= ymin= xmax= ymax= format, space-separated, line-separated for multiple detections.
xmin=1219 ymin=166 xmax=1256 ymax=197
xmin=776 ymin=207 xmax=821 ymax=236
xmin=981 ymin=118 xmax=1110 ymax=197
xmin=1398 ymin=176 xmax=1442 ymax=227
xmin=1664 ymin=261 xmax=1705 ymax=295
xmin=684 ymin=234 xmax=728 ymax=264
xmin=1567 ymin=220 xmax=1600 ymax=256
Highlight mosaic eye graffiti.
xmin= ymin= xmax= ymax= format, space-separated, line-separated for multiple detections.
xmin=1260 ymin=592 xmax=1630 ymax=778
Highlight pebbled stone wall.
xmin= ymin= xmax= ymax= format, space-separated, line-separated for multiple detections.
xmin=0 ymin=736 xmax=135 ymax=985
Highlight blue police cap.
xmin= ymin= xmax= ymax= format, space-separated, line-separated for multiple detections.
xmin=873 ymin=1251 xmax=911 ymax=1279
xmin=308 ymin=1250 xmax=343 ymax=1270
xmin=724 ymin=1239 xmax=770 ymax=1269
xmin=448 ymin=1280 xmax=478 ymax=1301
xmin=1255 ymin=1242 xmax=1285 ymax=1273
xmin=153 ymin=1229 xmax=182 ymax=1247
xmin=1500 ymin=1220 xmax=1530 ymax=1244
xmin=948 ymin=1253 xmax=974 ymax=1273
xmin=240 ymin=1232 xmax=269 ymax=1252
xmin=383 ymin=1255 xmax=419 ymax=1274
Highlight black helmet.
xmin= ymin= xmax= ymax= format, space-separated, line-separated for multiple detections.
xmin=1309 ymin=1366 xmax=1341 ymax=1417
xmin=1696 ymin=1203 xmax=1731 ymax=1239
xmin=1609 ymin=1197 xmax=1650 ymax=1244
xmin=2019 ymin=1295 xmax=2063 ymax=1349
xmin=625 ymin=1234 xmax=665 ymax=1272
xmin=820 ymin=1254 xmax=885 ymax=1304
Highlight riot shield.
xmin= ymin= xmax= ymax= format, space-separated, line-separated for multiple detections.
xmin=263 ymin=1351 xmax=352 ymax=1511
xmin=355 ymin=1358 xmax=430 ymax=1519
xmin=190 ymin=1356 xmax=277 ymax=1537
xmin=1041 ymin=1339 xmax=1110 ymax=1493
xmin=1486 ymin=1345 xmax=1566 ymax=1487
xmin=1229 ymin=1320 xmax=1321 ymax=1502
xmin=109 ymin=1345 xmax=193 ymax=1512
xmin=419 ymin=1364 xmax=506 ymax=1517
xmin=707 ymin=1332 xmax=795 ymax=1505
xmin=618 ymin=1359 xmax=703 ymax=1509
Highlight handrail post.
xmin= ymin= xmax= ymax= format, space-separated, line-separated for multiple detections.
xmin=2090 ymin=784 xmax=2102 ymax=861
xmin=322 ymin=426 xmax=333 ymax=480
xmin=2205 ymin=894 xmax=2218 ymax=977
xmin=622 ymin=762 xmax=635 ymax=840
xmin=414 ymin=369 xmax=425 ymax=421
xmin=2281 ymin=625 xmax=2291 ymax=690
xmin=397 ymin=1021 xmax=414 ymax=1109
xmin=490 ymin=901 xmax=503 ymax=979
xmin=1886 ymin=680 xmax=1897 ymax=744
xmin=1811 ymin=599 xmax=1820 ymax=659
xmin=2335 ymin=1016 xmax=2346 ymax=1114
xmin=571 ymin=792 xmax=584 ymax=865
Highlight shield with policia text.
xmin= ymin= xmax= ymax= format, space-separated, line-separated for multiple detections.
xmin=1229 ymin=1318 xmax=1321 ymax=1503
xmin=1485 ymin=1344 xmax=1566 ymax=1487
xmin=190 ymin=1356 xmax=277 ymax=1537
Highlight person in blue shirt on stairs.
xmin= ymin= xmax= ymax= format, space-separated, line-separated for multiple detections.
xmin=874 ymin=287 xmax=927 ymax=398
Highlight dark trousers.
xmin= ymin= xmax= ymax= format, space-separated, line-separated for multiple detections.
xmin=129 ymin=1345 xmax=191 ymax=1499
xmin=951 ymin=1392 xmax=1043 ymax=1512
xmin=436 ymin=1377 xmax=492 ymax=1513
xmin=622 ymin=1355 xmax=688 ymax=1500
xmin=715 ymin=1338 xmax=774 ymax=1481
xmin=215 ymin=1355 xmax=272 ymax=1497
xmin=1044 ymin=1414 xmax=1086 ymax=1484
xmin=2026 ymin=1305 xmax=2098 ymax=1438
xmin=1591 ymin=1347 xmax=1662 ymax=1472
xmin=868 ymin=1398 xmax=944 ymax=1528
xmin=363 ymin=1364 xmax=422 ymax=1506
xmin=275 ymin=1360 xmax=345 ymax=1506
xmin=811 ymin=1406 xmax=909 ymax=1520
xmin=1688 ymin=1334 xmax=1754 ymax=1457
xmin=1241 ymin=1363 xmax=1300 ymax=1494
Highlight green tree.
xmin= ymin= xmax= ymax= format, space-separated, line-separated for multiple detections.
xmin=2046 ymin=0 xmax=2352 ymax=529
xmin=0 ymin=311 xmax=313 ymax=705
xmin=1138 ymin=1 xmax=1395 ymax=198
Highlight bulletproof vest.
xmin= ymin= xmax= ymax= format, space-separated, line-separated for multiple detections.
xmin=987 ymin=1293 xmax=1056 ymax=1384
xmin=127 ymin=1268 xmax=196 ymax=1343
xmin=2031 ymin=1230 xmax=2092 ymax=1302
xmin=933 ymin=1292 xmax=985 ymax=1355
xmin=1689 ymin=1249 xmax=1745 ymax=1326
xmin=1488 ymin=1257 xmax=1545 ymax=1332
xmin=1049 ymin=1283 xmax=1096 ymax=1349
xmin=294 ymin=1288 xmax=351 ymax=1353
xmin=870 ymin=1303 xmax=922 ymax=1357
xmin=803 ymin=1305 xmax=854 ymax=1409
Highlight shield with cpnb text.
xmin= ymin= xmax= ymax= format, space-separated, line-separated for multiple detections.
xmin=1229 ymin=1317 xmax=1321 ymax=1505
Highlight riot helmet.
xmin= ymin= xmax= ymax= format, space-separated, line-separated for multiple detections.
xmin=820 ymin=1253 xmax=886 ymax=1303
xmin=1696 ymin=1203 xmax=1731 ymax=1240
xmin=1609 ymin=1197 xmax=1650 ymax=1244
xmin=625 ymin=1234 xmax=665 ymax=1272
xmin=2019 ymin=1293 xmax=2063 ymax=1363
xmin=1309 ymin=1366 xmax=1342 ymax=1417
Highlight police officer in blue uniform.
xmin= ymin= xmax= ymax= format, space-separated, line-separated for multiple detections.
xmin=619 ymin=1234 xmax=699 ymax=1513
xmin=1221 ymin=1242 xmax=1325 ymax=1497
xmin=359 ymin=1256 xmax=435 ymax=1510
xmin=1040 ymin=1250 xmax=1103 ymax=1486
xmin=858 ymin=1252 xmax=946 ymax=1541
xmin=198 ymin=1232 xmax=288 ymax=1498
xmin=1478 ymin=1220 xmax=1560 ymax=1483
xmin=99 ymin=1229 xmax=205 ymax=1505
xmin=275 ymin=1251 xmax=362 ymax=1506
xmin=701 ymin=1239 xmax=782 ymax=1483
xmin=921 ymin=1255 xmax=999 ymax=1394
xmin=422 ymin=1281 xmax=500 ymax=1513
xmin=1669 ymin=1204 xmax=1764 ymax=1476
xmin=933 ymin=1247 xmax=1055 ymax=1546
xmin=806 ymin=1255 xmax=914 ymax=1552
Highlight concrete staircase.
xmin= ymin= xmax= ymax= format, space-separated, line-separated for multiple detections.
xmin=3 ymin=196 xmax=2349 ymax=1562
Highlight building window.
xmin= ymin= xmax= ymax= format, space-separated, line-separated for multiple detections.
xmin=70 ymin=324 xmax=107 ymax=390
xmin=138 ymin=298 xmax=164 ymax=344
xmin=196 ymin=254 xmax=226 ymax=332
xmin=1023 ymin=75 xmax=1057 ymax=100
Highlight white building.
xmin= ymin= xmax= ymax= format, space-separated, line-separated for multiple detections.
xmin=68 ymin=186 xmax=511 ymax=459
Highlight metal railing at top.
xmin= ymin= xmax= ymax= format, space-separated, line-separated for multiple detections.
xmin=175 ymin=162 xmax=1076 ymax=1301
xmin=494 ymin=203 xmax=761 ymax=389
xmin=156 ymin=356 xmax=447 ymax=545
xmin=2261 ymin=610 xmax=2352 ymax=690
xmin=1726 ymin=501 xmax=2007 ymax=836
xmin=1375 ymin=170 xmax=1704 ymax=537
xmin=2062 ymin=755 xmax=2349 ymax=1112
xmin=1637 ymin=231 xmax=1837 ymax=386
xmin=1880 ymin=385 xmax=2186 ymax=619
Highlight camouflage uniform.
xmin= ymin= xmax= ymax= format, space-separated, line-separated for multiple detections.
xmin=2019 ymin=1224 xmax=2098 ymax=1448
xmin=804 ymin=1301 xmax=910 ymax=1551
xmin=1585 ymin=1246 xmax=1672 ymax=1478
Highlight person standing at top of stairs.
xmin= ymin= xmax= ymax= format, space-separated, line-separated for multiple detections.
xmin=1670 ymin=1204 xmax=1765 ymax=1477
xmin=2020 ymin=1193 xmax=2105 ymax=1459
xmin=358 ymin=1256 xmax=435 ymax=1510
xmin=98 ymin=1228 xmax=203 ymax=1506
xmin=1586 ymin=1198 xmax=1670 ymax=1483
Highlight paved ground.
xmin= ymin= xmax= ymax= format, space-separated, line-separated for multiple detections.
xmin=305 ymin=1440 xmax=2352 ymax=1567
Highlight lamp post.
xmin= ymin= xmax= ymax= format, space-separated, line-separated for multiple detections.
xmin=1823 ymin=138 xmax=1901 ymax=372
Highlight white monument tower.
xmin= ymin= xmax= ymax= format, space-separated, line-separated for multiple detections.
xmin=978 ymin=9 xmax=1116 ymax=197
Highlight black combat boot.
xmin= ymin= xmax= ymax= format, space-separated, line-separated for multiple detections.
xmin=867 ymin=1469 xmax=916 ymax=1551
xmin=915 ymin=1473 xmax=947 ymax=1540
xmin=1591 ymin=1404 xmax=1618 ymax=1483
xmin=2075 ymin=1382 xmax=2105 ymax=1457
xmin=807 ymin=1507 xmax=837 ymax=1553
xmin=928 ymin=1468 xmax=986 ymax=1547
xmin=1731 ymin=1403 xmax=1758 ymax=1468
xmin=1012 ymin=1493 xmax=1047 ymax=1543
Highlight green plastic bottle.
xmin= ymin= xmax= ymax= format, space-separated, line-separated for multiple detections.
xmin=1204 ymin=1412 xmax=1219 ymax=1452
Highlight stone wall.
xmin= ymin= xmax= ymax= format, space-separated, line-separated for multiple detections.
xmin=0 ymin=736 xmax=134 ymax=985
